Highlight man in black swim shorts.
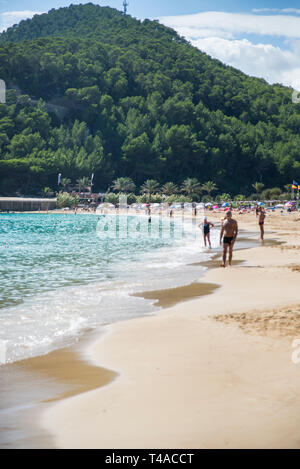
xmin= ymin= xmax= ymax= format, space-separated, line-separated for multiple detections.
xmin=219 ymin=211 xmax=238 ymax=267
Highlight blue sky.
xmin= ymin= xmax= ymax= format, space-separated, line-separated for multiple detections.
xmin=3 ymin=1 xmax=300 ymax=17
xmin=1 ymin=1 xmax=300 ymax=89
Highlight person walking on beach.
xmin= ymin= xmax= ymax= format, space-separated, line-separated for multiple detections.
xmin=219 ymin=211 xmax=238 ymax=267
xmin=258 ymin=208 xmax=266 ymax=241
xmin=200 ymin=216 xmax=214 ymax=249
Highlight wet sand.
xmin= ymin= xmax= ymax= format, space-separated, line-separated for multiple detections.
xmin=0 ymin=330 xmax=116 ymax=448
xmin=2 ymin=210 xmax=300 ymax=448
xmin=41 ymin=211 xmax=300 ymax=449
xmin=133 ymin=282 xmax=220 ymax=309
xmin=0 ymin=226 xmax=256 ymax=448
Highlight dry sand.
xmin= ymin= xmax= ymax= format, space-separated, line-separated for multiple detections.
xmin=38 ymin=211 xmax=300 ymax=449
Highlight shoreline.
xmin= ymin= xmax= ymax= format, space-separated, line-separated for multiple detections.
xmin=1 ymin=210 xmax=220 ymax=448
xmin=0 ymin=217 xmax=254 ymax=448
xmin=41 ymin=212 xmax=300 ymax=449
xmin=1 ymin=211 xmax=300 ymax=448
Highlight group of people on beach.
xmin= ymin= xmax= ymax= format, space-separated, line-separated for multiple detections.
xmin=200 ymin=211 xmax=238 ymax=267
xmin=201 ymin=205 xmax=266 ymax=267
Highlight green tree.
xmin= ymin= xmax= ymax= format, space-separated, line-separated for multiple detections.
xmin=76 ymin=176 xmax=90 ymax=193
xmin=43 ymin=187 xmax=54 ymax=197
xmin=284 ymin=184 xmax=291 ymax=194
xmin=181 ymin=178 xmax=201 ymax=199
xmin=2 ymin=3 xmax=300 ymax=196
xmin=219 ymin=193 xmax=231 ymax=202
xmin=57 ymin=191 xmax=79 ymax=208
xmin=162 ymin=182 xmax=178 ymax=196
xmin=60 ymin=178 xmax=71 ymax=192
xmin=252 ymin=182 xmax=265 ymax=198
xmin=112 ymin=177 xmax=136 ymax=193
xmin=201 ymin=181 xmax=218 ymax=197
xmin=140 ymin=179 xmax=160 ymax=199
xmin=234 ymin=195 xmax=246 ymax=201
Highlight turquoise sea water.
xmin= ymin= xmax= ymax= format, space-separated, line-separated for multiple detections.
xmin=0 ymin=213 xmax=215 ymax=364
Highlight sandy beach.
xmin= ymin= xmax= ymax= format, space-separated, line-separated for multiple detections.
xmin=31 ymin=210 xmax=300 ymax=449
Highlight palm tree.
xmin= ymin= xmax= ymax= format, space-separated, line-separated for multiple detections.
xmin=162 ymin=182 xmax=178 ymax=196
xmin=112 ymin=177 xmax=136 ymax=193
xmin=181 ymin=178 xmax=202 ymax=199
xmin=140 ymin=179 xmax=160 ymax=199
xmin=77 ymin=176 xmax=90 ymax=193
xmin=252 ymin=182 xmax=265 ymax=197
xmin=60 ymin=178 xmax=71 ymax=192
xmin=201 ymin=181 xmax=218 ymax=197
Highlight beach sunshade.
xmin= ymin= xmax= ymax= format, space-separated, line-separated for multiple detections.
xmin=275 ymin=204 xmax=284 ymax=208
xmin=258 ymin=202 xmax=265 ymax=206
xmin=222 ymin=202 xmax=229 ymax=207
xmin=213 ymin=205 xmax=218 ymax=209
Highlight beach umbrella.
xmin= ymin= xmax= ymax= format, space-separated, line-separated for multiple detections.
xmin=258 ymin=202 xmax=265 ymax=206
xmin=213 ymin=205 xmax=218 ymax=209
xmin=275 ymin=204 xmax=284 ymax=208
xmin=102 ymin=203 xmax=115 ymax=208
xmin=222 ymin=202 xmax=229 ymax=207
xmin=284 ymin=202 xmax=293 ymax=207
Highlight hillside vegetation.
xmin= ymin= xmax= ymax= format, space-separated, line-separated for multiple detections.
xmin=0 ymin=3 xmax=299 ymax=196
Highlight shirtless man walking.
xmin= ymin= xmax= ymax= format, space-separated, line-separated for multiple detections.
xmin=219 ymin=211 xmax=238 ymax=267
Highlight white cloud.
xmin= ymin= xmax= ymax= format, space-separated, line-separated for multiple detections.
xmin=0 ymin=10 xmax=44 ymax=32
xmin=159 ymin=11 xmax=300 ymax=89
xmin=252 ymin=8 xmax=281 ymax=13
xmin=253 ymin=8 xmax=300 ymax=15
xmin=192 ymin=37 xmax=300 ymax=89
xmin=160 ymin=12 xmax=300 ymax=40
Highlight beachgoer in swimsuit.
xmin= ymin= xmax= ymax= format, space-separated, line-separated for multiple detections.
xmin=219 ymin=211 xmax=238 ymax=267
xmin=258 ymin=209 xmax=265 ymax=240
xmin=200 ymin=216 xmax=214 ymax=249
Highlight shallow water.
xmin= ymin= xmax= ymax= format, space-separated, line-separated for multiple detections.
xmin=0 ymin=213 xmax=218 ymax=364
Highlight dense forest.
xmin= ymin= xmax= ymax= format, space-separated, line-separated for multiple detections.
xmin=0 ymin=2 xmax=300 ymax=197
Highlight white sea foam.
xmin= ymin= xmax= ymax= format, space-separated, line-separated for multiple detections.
xmin=0 ymin=214 xmax=219 ymax=364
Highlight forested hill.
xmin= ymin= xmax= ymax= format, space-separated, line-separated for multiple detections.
xmin=0 ymin=2 xmax=299 ymax=197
